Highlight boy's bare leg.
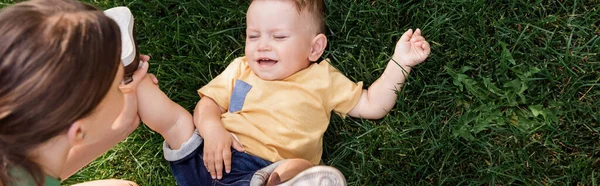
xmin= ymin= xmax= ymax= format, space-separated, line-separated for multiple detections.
xmin=137 ymin=75 xmax=194 ymax=149
xmin=266 ymin=159 xmax=313 ymax=186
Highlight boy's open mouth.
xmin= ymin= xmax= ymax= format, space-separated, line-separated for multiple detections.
xmin=258 ymin=58 xmax=278 ymax=66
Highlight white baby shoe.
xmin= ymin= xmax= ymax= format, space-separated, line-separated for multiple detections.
xmin=104 ymin=6 xmax=139 ymax=84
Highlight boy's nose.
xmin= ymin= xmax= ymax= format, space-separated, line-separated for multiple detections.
xmin=258 ymin=38 xmax=271 ymax=51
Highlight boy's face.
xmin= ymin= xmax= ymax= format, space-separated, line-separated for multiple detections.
xmin=245 ymin=0 xmax=317 ymax=81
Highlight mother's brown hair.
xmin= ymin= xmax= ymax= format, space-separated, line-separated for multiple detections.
xmin=0 ymin=0 xmax=122 ymax=185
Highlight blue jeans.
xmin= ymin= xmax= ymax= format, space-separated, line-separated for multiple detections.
xmin=164 ymin=132 xmax=273 ymax=186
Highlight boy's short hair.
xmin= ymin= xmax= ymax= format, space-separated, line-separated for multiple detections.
xmin=251 ymin=0 xmax=326 ymax=34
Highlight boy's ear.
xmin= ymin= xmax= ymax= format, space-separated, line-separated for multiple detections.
xmin=309 ymin=33 xmax=328 ymax=62
xmin=67 ymin=121 xmax=86 ymax=145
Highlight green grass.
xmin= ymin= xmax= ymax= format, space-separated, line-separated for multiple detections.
xmin=3 ymin=0 xmax=600 ymax=185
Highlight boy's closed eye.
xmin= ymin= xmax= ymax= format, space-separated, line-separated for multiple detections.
xmin=273 ymin=35 xmax=288 ymax=40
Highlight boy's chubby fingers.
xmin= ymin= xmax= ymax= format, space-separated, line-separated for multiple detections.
xmin=422 ymin=41 xmax=431 ymax=55
xmin=411 ymin=35 xmax=426 ymax=43
xmin=417 ymin=41 xmax=431 ymax=57
xmin=204 ymin=152 xmax=217 ymax=179
xmin=223 ymin=149 xmax=232 ymax=174
xmin=414 ymin=28 xmax=422 ymax=37
xmin=399 ymin=29 xmax=413 ymax=42
xmin=414 ymin=41 xmax=424 ymax=48
xmin=203 ymin=152 xmax=209 ymax=173
xmin=214 ymin=153 xmax=224 ymax=179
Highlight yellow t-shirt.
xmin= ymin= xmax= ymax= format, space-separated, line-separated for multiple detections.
xmin=198 ymin=57 xmax=363 ymax=164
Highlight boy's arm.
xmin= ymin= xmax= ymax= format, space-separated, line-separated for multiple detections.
xmin=137 ymin=75 xmax=194 ymax=150
xmin=348 ymin=29 xmax=430 ymax=119
xmin=194 ymin=96 xmax=225 ymax=137
xmin=348 ymin=63 xmax=412 ymax=119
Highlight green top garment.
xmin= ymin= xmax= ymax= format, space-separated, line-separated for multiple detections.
xmin=9 ymin=167 xmax=60 ymax=186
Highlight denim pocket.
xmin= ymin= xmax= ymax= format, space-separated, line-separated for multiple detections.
xmin=229 ymin=80 xmax=252 ymax=113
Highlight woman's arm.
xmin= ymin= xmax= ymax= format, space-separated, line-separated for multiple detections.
xmin=60 ymin=56 xmax=150 ymax=179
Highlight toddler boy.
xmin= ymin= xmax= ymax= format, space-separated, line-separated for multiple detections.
xmin=136 ymin=0 xmax=430 ymax=185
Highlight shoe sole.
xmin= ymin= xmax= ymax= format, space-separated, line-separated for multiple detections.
xmin=278 ymin=166 xmax=347 ymax=186
xmin=104 ymin=7 xmax=139 ymax=84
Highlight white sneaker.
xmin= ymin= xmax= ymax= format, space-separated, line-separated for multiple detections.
xmin=278 ymin=166 xmax=347 ymax=186
xmin=104 ymin=6 xmax=139 ymax=84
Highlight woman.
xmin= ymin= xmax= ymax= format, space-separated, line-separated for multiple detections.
xmin=0 ymin=0 xmax=151 ymax=185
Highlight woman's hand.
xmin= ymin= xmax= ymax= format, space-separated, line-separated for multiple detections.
xmin=112 ymin=55 xmax=150 ymax=137
xmin=61 ymin=55 xmax=151 ymax=179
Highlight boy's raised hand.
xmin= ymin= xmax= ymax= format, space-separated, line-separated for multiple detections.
xmin=392 ymin=28 xmax=431 ymax=68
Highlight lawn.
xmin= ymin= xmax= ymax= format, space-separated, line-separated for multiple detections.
xmin=2 ymin=0 xmax=599 ymax=185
